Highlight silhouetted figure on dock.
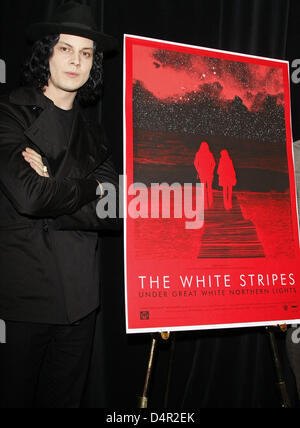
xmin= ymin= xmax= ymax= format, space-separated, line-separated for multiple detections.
xmin=194 ymin=142 xmax=216 ymax=208
xmin=217 ymin=150 xmax=237 ymax=210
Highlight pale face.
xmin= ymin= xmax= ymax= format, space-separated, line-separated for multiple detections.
xmin=47 ymin=33 xmax=94 ymax=97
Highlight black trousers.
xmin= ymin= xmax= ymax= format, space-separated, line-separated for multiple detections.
xmin=0 ymin=311 xmax=97 ymax=408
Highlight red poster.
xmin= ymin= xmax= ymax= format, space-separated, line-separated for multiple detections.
xmin=123 ymin=34 xmax=300 ymax=333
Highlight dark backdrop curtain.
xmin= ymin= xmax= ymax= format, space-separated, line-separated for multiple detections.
xmin=0 ymin=0 xmax=299 ymax=408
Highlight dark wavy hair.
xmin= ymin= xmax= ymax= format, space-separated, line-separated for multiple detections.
xmin=21 ymin=34 xmax=104 ymax=106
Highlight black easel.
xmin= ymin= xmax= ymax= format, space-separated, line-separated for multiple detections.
xmin=266 ymin=326 xmax=292 ymax=408
xmin=137 ymin=332 xmax=171 ymax=408
xmin=164 ymin=335 xmax=176 ymax=408
xmin=138 ymin=327 xmax=293 ymax=408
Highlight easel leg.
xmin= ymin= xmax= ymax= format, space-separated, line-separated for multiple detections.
xmin=164 ymin=335 xmax=176 ymax=408
xmin=138 ymin=332 xmax=171 ymax=408
xmin=267 ymin=327 xmax=292 ymax=408
xmin=138 ymin=336 xmax=158 ymax=408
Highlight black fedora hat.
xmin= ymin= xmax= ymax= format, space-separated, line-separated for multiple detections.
xmin=26 ymin=1 xmax=117 ymax=53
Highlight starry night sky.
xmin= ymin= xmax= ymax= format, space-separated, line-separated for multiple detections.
xmin=132 ymin=46 xmax=286 ymax=143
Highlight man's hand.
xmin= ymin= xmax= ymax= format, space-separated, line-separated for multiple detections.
xmin=22 ymin=148 xmax=50 ymax=178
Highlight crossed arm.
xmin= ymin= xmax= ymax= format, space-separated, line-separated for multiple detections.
xmin=0 ymin=104 xmax=120 ymax=231
xmin=22 ymin=146 xmax=120 ymax=232
xmin=22 ymin=147 xmax=104 ymax=198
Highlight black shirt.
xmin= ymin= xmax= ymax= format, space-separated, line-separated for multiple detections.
xmin=49 ymin=104 xmax=75 ymax=175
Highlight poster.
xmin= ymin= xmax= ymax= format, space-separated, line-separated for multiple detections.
xmin=123 ymin=34 xmax=300 ymax=333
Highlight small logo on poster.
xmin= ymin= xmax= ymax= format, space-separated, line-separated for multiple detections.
xmin=140 ymin=311 xmax=150 ymax=320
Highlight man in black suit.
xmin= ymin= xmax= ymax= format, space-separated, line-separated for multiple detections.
xmin=0 ymin=2 xmax=119 ymax=408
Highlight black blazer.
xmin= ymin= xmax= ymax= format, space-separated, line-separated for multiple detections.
xmin=0 ymin=87 xmax=119 ymax=324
